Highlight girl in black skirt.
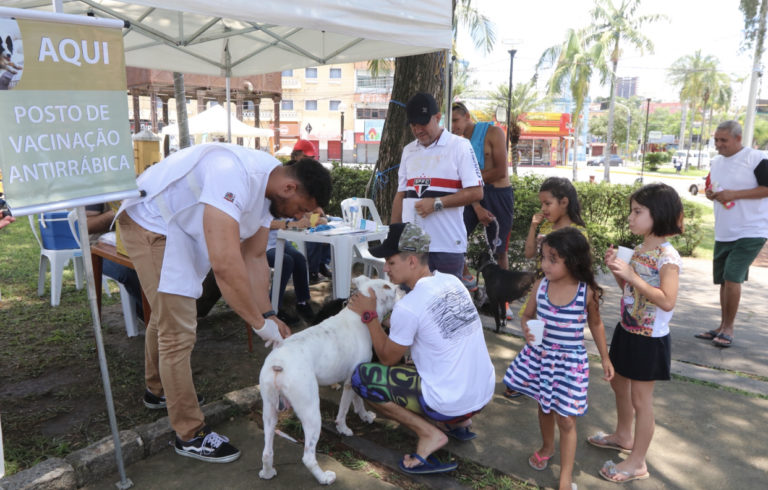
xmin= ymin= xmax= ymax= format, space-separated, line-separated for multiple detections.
xmin=587 ymin=184 xmax=684 ymax=483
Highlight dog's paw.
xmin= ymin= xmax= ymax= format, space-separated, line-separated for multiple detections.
xmin=335 ymin=422 xmax=353 ymax=436
xmin=259 ymin=468 xmax=277 ymax=480
xmin=329 ymin=383 xmax=342 ymax=391
xmin=360 ymin=410 xmax=376 ymax=424
xmin=318 ymin=470 xmax=336 ymax=485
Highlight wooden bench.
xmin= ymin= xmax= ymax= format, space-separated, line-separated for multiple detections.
xmin=91 ymin=242 xmax=151 ymax=325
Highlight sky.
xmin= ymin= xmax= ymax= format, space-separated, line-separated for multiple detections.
xmin=456 ymin=0 xmax=761 ymax=108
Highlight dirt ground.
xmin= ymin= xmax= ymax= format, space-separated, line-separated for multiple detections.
xmin=0 ymin=280 xmax=335 ymax=472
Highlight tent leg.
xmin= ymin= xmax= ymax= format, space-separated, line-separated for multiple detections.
xmin=75 ymin=207 xmax=133 ymax=489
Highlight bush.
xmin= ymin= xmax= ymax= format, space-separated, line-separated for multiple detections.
xmin=322 ymin=167 xmax=705 ymax=271
xmin=326 ymin=163 xmax=372 ymax=217
xmin=644 ymin=152 xmax=665 ymax=172
xmin=468 ymin=175 xmax=705 ymax=273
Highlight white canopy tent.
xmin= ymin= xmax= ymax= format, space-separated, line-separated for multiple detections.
xmin=2 ymin=1 xmax=451 ymax=487
xmin=161 ymin=104 xmax=274 ymax=140
xmin=7 ymin=0 xmax=452 ymax=76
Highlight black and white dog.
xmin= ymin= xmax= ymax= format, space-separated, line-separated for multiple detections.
xmin=475 ymin=252 xmax=536 ymax=333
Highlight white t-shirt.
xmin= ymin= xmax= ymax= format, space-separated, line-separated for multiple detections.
xmin=710 ymin=147 xmax=768 ymax=241
xmin=389 ymin=271 xmax=495 ymax=416
xmin=121 ymin=144 xmax=278 ymax=298
xmin=397 ymin=129 xmax=482 ymax=253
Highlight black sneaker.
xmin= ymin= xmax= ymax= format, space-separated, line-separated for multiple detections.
xmin=309 ymin=272 xmax=323 ymax=285
xmin=143 ymin=389 xmax=205 ymax=410
xmin=296 ymin=302 xmax=315 ymax=323
xmin=319 ymin=263 xmax=333 ymax=279
xmin=175 ymin=426 xmax=241 ymax=463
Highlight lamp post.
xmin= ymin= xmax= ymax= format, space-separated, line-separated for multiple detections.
xmin=338 ymin=102 xmax=346 ymax=164
xmin=640 ymin=98 xmax=651 ymax=184
xmin=506 ymin=49 xmax=517 ymax=154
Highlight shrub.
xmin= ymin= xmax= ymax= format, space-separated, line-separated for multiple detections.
xmin=644 ymin=152 xmax=665 ymax=172
xmin=326 ymin=163 xmax=372 ymax=216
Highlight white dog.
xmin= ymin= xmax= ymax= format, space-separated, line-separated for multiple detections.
xmin=259 ymin=276 xmax=401 ymax=485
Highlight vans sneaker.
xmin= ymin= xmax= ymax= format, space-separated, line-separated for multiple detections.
xmin=143 ymin=389 xmax=204 ymax=410
xmin=175 ymin=426 xmax=241 ymax=463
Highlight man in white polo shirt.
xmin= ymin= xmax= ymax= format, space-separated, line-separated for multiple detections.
xmin=117 ymin=143 xmax=331 ymax=463
xmin=390 ymin=92 xmax=483 ymax=277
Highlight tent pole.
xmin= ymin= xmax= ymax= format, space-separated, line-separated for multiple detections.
xmin=445 ymin=49 xmax=452 ymax=133
xmin=75 ymin=206 xmax=133 ymax=489
xmin=225 ymin=44 xmax=232 ymax=143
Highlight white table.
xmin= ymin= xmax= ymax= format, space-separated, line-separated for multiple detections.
xmin=271 ymin=226 xmax=388 ymax=309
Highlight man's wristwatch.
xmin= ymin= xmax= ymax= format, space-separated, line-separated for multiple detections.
xmin=433 ymin=197 xmax=444 ymax=212
xmin=360 ymin=310 xmax=378 ymax=324
xmin=262 ymin=310 xmax=277 ymax=319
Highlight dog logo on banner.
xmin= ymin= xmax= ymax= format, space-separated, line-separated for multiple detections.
xmin=413 ymin=177 xmax=431 ymax=198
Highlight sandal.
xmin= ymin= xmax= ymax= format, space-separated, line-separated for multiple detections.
xmin=503 ymin=388 xmax=523 ymax=399
xmin=694 ymin=330 xmax=719 ymax=340
xmin=599 ymin=460 xmax=650 ymax=483
xmin=528 ymin=450 xmax=552 ymax=471
xmin=587 ymin=431 xmax=632 ymax=454
xmin=712 ymin=332 xmax=733 ymax=348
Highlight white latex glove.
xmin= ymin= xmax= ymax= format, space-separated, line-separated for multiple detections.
xmin=253 ymin=318 xmax=284 ymax=348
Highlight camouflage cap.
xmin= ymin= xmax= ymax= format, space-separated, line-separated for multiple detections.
xmin=370 ymin=222 xmax=430 ymax=258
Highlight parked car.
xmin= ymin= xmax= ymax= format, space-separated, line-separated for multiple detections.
xmin=587 ymin=155 xmax=623 ymax=166
xmin=689 ymin=176 xmax=707 ymax=196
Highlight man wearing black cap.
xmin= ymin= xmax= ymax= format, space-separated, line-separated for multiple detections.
xmin=347 ymin=223 xmax=495 ymax=475
xmin=391 ymin=92 xmax=483 ymax=278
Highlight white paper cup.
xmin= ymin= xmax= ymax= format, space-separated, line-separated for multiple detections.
xmin=527 ymin=319 xmax=545 ymax=346
xmin=616 ymin=246 xmax=634 ymax=263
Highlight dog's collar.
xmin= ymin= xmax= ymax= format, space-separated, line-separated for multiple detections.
xmin=477 ymin=260 xmax=496 ymax=274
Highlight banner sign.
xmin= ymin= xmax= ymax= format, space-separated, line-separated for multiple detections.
xmin=364 ymin=120 xmax=384 ymax=142
xmin=0 ymin=13 xmax=137 ymax=213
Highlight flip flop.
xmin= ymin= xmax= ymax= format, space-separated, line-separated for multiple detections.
xmin=398 ymin=454 xmax=458 ymax=475
xmin=587 ymin=432 xmax=632 ymax=454
xmin=440 ymin=424 xmax=477 ymax=441
xmin=503 ymin=388 xmax=524 ymax=399
xmin=712 ymin=332 xmax=733 ymax=348
xmin=528 ymin=450 xmax=552 ymax=471
xmin=694 ymin=330 xmax=719 ymax=340
xmin=599 ymin=460 xmax=650 ymax=483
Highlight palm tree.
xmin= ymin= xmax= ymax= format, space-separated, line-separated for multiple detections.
xmin=668 ymin=51 xmax=721 ymax=169
xmin=481 ymin=80 xmax=546 ymax=175
xmin=373 ymin=0 xmax=494 ymax=220
xmin=538 ymin=28 xmax=609 ymax=180
xmin=740 ymin=0 xmax=768 ymax=147
xmin=588 ymin=0 xmax=664 ymax=182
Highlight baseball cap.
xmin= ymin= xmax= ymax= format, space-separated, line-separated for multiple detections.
xmin=292 ymin=139 xmax=317 ymax=157
xmin=406 ymin=92 xmax=439 ymax=125
xmin=370 ymin=223 xmax=430 ymax=258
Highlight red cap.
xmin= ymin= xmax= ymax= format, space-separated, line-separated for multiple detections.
xmin=292 ymin=139 xmax=317 ymax=158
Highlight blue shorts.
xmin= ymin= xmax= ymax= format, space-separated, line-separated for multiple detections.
xmin=427 ymin=252 xmax=464 ymax=278
xmin=464 ymin=186 xmax=515 ymax=257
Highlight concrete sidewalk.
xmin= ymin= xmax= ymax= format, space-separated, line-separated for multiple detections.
xmin=5 ymin=257 xmax=768 ymax=489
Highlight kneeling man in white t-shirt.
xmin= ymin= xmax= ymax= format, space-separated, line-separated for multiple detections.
xmin=347 ymin=222 xmax=495 ymax=475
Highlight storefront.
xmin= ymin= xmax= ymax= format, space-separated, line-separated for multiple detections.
xmin=514 ymin=112 xmax=572 ymax=167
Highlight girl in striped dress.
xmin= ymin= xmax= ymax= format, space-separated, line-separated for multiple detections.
xmin=504 ymin=227 xmax=613 ymax=490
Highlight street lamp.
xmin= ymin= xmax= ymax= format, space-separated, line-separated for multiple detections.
xmin=338 ymin=101 xmax=346 ymax=164
xmin=506 ymin=49 xmax=517 ymax=154
xmin=640 ymin=98 xmax=651 ymax=184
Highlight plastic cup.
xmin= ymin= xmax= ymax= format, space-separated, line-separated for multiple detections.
xmin=527 ymin=319 xmax=545 ymax=346
xmin=616 ymin=246 xmax=634 ymax=263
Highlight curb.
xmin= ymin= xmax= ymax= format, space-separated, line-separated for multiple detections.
xmin=0 ymin=386 xmax=261 ymax=490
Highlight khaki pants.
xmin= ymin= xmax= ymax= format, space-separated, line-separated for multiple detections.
xmin=118 ymin=213 xmax=204 ymax=440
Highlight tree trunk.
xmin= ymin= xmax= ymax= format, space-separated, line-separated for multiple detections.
xmin=744 ymin=0 xmax=768 ymax=147
xmin=173 ymin=72 xmax=191 ymax=150
xmin=572 ymin=118 xmax=581 ymax=181
xmin=372 ymin=52 xmax=446 ymax=223
xmin=603 ymin=40 xmax=620 ymax=183
xmin=678 ymin=101 xmax=688 ymax=150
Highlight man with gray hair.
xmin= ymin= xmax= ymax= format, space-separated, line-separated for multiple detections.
xmin=346 ymin=222 xmax=495 ymax=475
xmin=694 ymin=120 xmax=768 ymax=347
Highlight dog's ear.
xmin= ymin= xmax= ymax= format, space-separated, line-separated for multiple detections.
xmin=5 ymin=37 xmax=11 ymax=54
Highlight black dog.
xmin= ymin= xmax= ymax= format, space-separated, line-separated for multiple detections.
xmin=475 ymin=252 xmax=536 ymax=333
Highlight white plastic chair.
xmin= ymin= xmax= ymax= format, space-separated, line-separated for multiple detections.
xmin=28 ymin=210 xmax=84 ymax=306
xmin=340 ymin=198 xmax=386 ymax=278
xmin=67 ymin=217 xmax=140 ymax=338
